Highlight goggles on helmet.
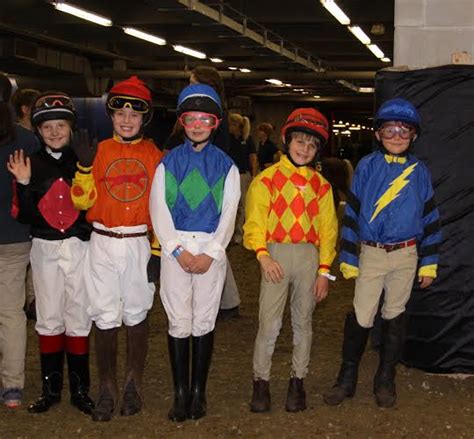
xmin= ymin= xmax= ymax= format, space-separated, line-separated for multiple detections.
xmin=107 ymin=95 xmax=150 ymax=113
xmin=35 ymin=94 xmax=72 ymax=109
xmin=378 ymin=122 xmax=416 ymax=140
xmin=179 ymin=112 xmax=219 ymax=129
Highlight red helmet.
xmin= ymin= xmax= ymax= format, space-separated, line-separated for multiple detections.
xmin=281 ymin=108 xmax=329 ymax=145
xmin=106 ymin=76 xmax=153 ymax=125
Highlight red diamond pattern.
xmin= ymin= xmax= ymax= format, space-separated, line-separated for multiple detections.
xmin=306 ymin=226 xmax=318 ymax=243
xmin=289 ymin=193 xmax=305 ymax=218
xmin=289 ymin=222 xmax=305 ymax=243
xmin=272 ymin=170 xmax=288 ymax=191
xmin=272 ymin=194 xmax=288 ymax=217
xmin=290 ymin=172 xmax=307 ymax=188
xmin=271 ymin=222 xmax=288 ymax=241
xmin=306 ymin=199 xmax=319 ymax=218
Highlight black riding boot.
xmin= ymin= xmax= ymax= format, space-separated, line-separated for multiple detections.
xmin=67 ymin=352 xmax=94 ymax=414
xmin=167 ymin=335 xmax=190 ymax=422
xmin=92 ymin=328 xmax=118 ymax=422
xmin=28 ymin=351 xmax=64 ymax=413
xmin=121 ymin=318 xmax=149 ymax=416
xmin=324 ymin=312 xmax=369 ymax=406
xmin=374 ymin=313 xmax=405 ymax=408
xmin=188 ymin=331 xmax=214 ymax=420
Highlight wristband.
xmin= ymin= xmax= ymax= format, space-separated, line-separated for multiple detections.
xmin=320 ymin=272 xmax=336 ymax=281
xmin=172 ymin=245 xmax=184 ymax=259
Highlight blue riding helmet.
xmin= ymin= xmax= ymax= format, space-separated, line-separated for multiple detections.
xmin=177 ymin=84 xmax=222 ymax=118
xmin=375 ymin=98 xmax=421 ymax=132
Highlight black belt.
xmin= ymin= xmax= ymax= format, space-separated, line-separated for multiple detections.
xmin=92 ymin=227 xmax=147 ymax=239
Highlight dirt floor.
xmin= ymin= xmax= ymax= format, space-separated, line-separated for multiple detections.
xmin=2 ymin=244 xmax=474 ymax=438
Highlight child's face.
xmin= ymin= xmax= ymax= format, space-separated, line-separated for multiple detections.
xmin=376 ymin=121 xmax=416 ymax=155
xmin=287 ymin=132 xmax=319 ymax=166
xmin=111 ymin=107 xmax=143 ymax=139
xmin=180 ymin=111 xmax=216 ymax=145
xmin=38 ymin=119 xmax=71 ymax=150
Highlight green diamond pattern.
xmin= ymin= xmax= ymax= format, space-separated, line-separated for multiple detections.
xmin=211 ymin=176 xmax=225 ymax=213
xmin=179 ymin=169 xmax=211 ymax=211
xmin=165 ymin=170 xmax=178 ymax=210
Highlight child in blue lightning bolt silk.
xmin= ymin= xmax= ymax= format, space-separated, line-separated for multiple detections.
xmin=324 ymin=98 xmax=442 ymax=409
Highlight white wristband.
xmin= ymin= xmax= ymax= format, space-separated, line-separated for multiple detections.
xmin=320 ymin=272 xmax=336 ymax=281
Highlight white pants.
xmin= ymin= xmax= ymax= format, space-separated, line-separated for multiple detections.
xmin=160 ymin=231 xmax=227 ymax=338
xmin=31 ymin=237 xmax=91 ymax=337
xmin=85 ymin=223 xmax=155 ymax=330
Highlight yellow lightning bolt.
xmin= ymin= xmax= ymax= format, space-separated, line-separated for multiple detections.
xmin=369 ymin=162 xmax=418 ymax=223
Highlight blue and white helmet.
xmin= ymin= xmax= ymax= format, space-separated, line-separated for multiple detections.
xmin=177 ymin=84 xmax=222 ymax=119
xmin=375 ymin=98 xmax=421 ymax=132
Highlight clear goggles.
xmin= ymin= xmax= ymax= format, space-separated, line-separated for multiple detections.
xmin=107 ymin=95 xmax=150 ymax=113
xmin=35 ymin=95 xmax=72 ymax=109
xmin=378 ymin=122 xmax=416 ymax=140
xmin=179 ymin=112 xmax=219 ymax=129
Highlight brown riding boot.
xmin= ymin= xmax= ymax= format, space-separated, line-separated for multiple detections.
xmin=250 ymin=379 xmax=271 ymax=413
xmin=285 ymin=377 xmax=306 ymax=412
xmin=91 ymin=328 xmax=118 ymax=422
xmin=121 ymin=318 xmax=149 ymax=416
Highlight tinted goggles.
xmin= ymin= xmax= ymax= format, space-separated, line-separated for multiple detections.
xmin=107 ymin=96 xmax=150 ymax=113
xmin=35 ymin=95 xmax=72 ymax=109
xmin=179 ymin=112 xmax=219 ymax=129
xmin=378 ymin=123 xmax=416 ymax=140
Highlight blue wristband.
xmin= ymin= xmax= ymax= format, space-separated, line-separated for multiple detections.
xmin=172 ymin=245 xmax=184 ymax=259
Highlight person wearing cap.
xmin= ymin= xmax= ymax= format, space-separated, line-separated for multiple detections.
xmin=324 ymin=98 xmax=442 ymax=409
xmin=0 ymin=72 xmax=39 ymax=409
xmin=244 ymin=108 xmax=338 ymax=413
xmin=150 ymin=84 xmax=240 ymax=422
xmin=71 ymin=76 xmax=163 ymax=422
xmin=7 ymin=91 xmax=93 ymax=415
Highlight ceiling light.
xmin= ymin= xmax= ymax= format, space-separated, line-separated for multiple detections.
xmin=123 ymin=28 xmax=166 ymax=46
xmin=333 ymin=123 xmax=346 ymax=128
xmin=367 ymin=44 xmax=385 ymax=59
xmin=240 ymin=68 xmax=252 ymax=73
xmin=320 ymin=0 xmax=350 ymax=25
xmin=210 ymin=58 xmax=223 ymax=63
xmin=359 ymin=87 xmax=374 ymax=93
xmin=285 ymin=83 xmax=292 ymax=87
xmin=293 ymin=88 xmax=304 ymax=92
xmin=348 ymin=26 xmax=371 ymax=45
xmin=313 ymin=95 xmax=321 ymax=99
xmin=349 ymin=126 xmax=361 ymax=130
xmin=52 ymin=2 xmax=112 ymax=26
xmin=228 ymin=66 xmax=238 ymax=70
xmin=265 ymin=79 xmax=283 ymax=85
xmin=381 ymin=57 xmax=391 ymax=63
xmin=173 ymin=45 xmax=206 ymax=59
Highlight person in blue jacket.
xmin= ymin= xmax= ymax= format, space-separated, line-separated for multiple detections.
xmin=150 ymin=84 xmax=240 ymax=422
xmin=324 ymin=98 xmax=442 ymax=408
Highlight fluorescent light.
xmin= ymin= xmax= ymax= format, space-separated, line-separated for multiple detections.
xmin=320 ymin=0 xmax=350 ymax=25
xmin=210 ymin=58 xmax=223 ymax=63
xmin=367 ymin=44 xmax=385 ymax=59
xmin=381 ymin=57 xmax=391 ymax=63
xmin=173 ymin=45 xmax=206 ymax=59
xmin=348 ymin=26 xmax=371 ymax=45
xmin=293 ymin=88 xmax=304 ymax=92
xmin=123 ymin=27 xmax=166 ymax=46
xmin=53 ymin=2 xmax=112 ymax=26
xmin=301 ymin=91 xmax=310 ymax=95
xmin=228 ymin=66 xmax=238 ymax=70
xmin=313 ymin=95 xmax=321 ymax=98
xmin=349 ymin=126 xmax=361 ymax=130
xmin=265 ymin=79 xmax=283 ymax=85
xmin=240 ymin=68 xmax=252 ymax=73
xmin=359 ymin=87 xmax=374 ymax=93
xmin=333 ymin=124 xmax=346 ymax=128
xmin=284 ymin=83 xmax=292 ymax=87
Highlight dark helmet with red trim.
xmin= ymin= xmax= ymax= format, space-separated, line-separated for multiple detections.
xmin=375 ymin=98 xmax=421 ymax=133
xmin=281 ymin=108 xmax=329 ymax=146
xmin=106 ymin=76 xmax=153 ymax=126
xmin=31 ymin=91 xmax=76 ymax=128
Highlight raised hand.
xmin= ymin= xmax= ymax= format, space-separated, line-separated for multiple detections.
xmin=71 ymin=128 xmax=98 ymax=167
xmin=7 ymin=149 xmax=31 ymax=182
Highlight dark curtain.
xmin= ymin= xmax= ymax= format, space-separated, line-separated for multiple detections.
xmin=375 ymin=65 xmax=474 ymax=373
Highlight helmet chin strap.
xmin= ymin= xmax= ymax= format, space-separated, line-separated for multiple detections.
xmin=184 ymin=130 xmax=215 ymax=149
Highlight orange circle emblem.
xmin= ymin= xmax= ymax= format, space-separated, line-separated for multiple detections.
xmin=104 ymin=158 xmax=148 ymax=202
